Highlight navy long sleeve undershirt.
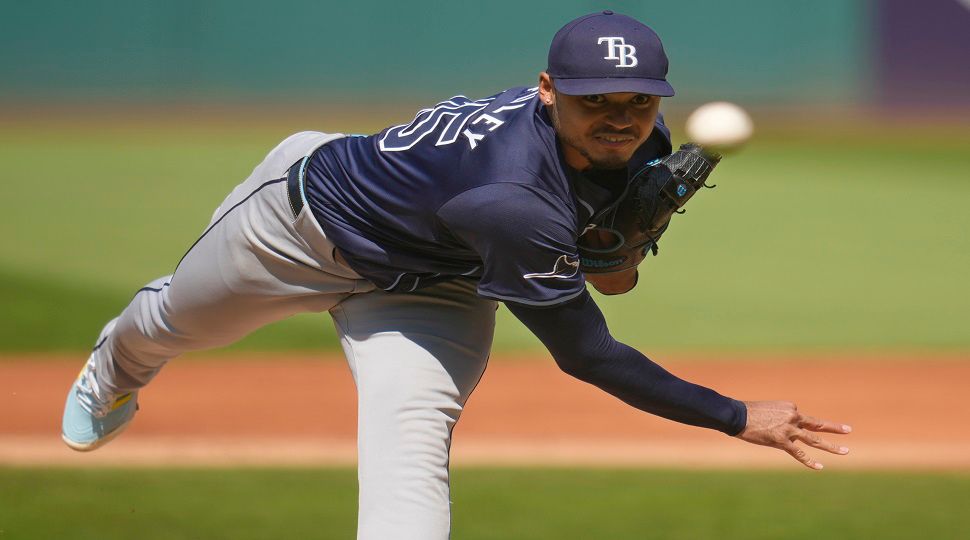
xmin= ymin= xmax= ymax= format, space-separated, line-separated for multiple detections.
xmin=506 ymin=290 xmax=747 ymax=436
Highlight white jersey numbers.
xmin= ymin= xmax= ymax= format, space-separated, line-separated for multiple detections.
xmin=379 ymin=89 xmax=537 ymax=152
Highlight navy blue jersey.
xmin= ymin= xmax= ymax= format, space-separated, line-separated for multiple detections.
xmin=304 ymin=86 xmax=671 ymax=306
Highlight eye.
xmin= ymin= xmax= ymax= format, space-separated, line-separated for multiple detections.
xmin=630 ymin=94 xmax=653 ymax=106
xmin=582 ymin=94 xmax=607 ymax=104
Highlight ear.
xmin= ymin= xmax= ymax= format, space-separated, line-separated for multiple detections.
xmin=538 ymin=72 xmax=555 ymax=106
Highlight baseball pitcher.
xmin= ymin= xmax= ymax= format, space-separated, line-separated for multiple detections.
xmin=62 ymin=11 xmax=851 ymax=540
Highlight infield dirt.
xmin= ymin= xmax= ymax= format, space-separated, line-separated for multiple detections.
xmin=2 ymin=354 xmax=967 ymax=469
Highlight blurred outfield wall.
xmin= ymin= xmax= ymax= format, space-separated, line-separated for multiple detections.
xmin=1 ymin=0 xmax=868 ymax=105
xmin=4 ymin=1 xmax=968 ymax=107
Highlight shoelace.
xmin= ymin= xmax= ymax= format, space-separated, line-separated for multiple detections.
xmin=75 ymin=358 xmax=117 ymax=418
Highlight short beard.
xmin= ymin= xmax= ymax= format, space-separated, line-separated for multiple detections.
xmin=548 ymin=100 xmax=629 ymax=171
xmin=582 ymin=152 xmax=629 ymax=171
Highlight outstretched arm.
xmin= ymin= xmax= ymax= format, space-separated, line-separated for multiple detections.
xmin=506 ymin=291 xmax=851 ymax=469
xmin=507 ymin=290 xmax=745 ymax=434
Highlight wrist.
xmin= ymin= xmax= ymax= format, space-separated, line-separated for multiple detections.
xmin=727 ymin=399 xmax=748 ymax=437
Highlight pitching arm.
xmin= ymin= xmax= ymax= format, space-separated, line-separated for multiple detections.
xmin=507 ymin=292 xmax=853 ymax=469
xmin=506 ymin=290 xmax=746 ymax=435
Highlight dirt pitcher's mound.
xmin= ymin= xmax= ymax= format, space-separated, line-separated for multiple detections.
xmin=3 ymin=353 xmax=968 ymax=469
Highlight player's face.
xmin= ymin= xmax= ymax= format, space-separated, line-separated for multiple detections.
xmin=540 ymin=74 xmax=660 ymax=171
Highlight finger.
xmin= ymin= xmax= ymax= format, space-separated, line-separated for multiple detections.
xmin=797 ymin=414 xmax=853 ymax=434
xmin=782 ymin=441 xmax=823 ymax=470
xmin=793 ymin=430 xmax=849 ymax=455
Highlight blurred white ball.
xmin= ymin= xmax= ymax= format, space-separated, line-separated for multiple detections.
xmin=684 ymin=101 xmax=753 ymax=153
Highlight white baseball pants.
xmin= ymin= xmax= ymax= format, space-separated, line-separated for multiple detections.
xmin=89 ymin=131 xmax=497 ymax=539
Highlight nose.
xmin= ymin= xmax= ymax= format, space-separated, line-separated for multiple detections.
xmin=604 ymin=105 xmax=633 ymax=130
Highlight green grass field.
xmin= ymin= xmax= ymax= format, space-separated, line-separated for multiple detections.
xmin=3 ymin=114 xmax=968 ymax=539
xmin=2 ymin=116 xmax=969 ymax=353
xmin=1 ymin=467 xmax=967 ymax=539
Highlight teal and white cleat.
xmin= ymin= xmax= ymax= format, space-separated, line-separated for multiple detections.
xmin=61 ymin=358 xmax=138 ymax=452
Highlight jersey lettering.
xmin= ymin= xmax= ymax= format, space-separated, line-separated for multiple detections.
xmin=379 ymin=96 xmax=494 ymax=152
xmin=462 ymin=129 xmax=485 ymax=149
xmin=379 ymin=89 xmax=541 ymax=152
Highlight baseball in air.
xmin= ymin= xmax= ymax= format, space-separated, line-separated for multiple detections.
xmin=684 ymin=101 xmax=753 ymax=153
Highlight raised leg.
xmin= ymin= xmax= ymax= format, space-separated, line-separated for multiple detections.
xmin=92 ymin=131 xmax=369 ymax=395
xmin=63 ymin=131 xmax=373 ymax=452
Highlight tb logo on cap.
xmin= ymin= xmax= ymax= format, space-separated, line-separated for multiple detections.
xmin=598 ymin=37 xmax=638 ymax=68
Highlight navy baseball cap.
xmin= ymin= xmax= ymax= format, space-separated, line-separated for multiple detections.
xmin=547 ymin=11 xmax=675 ymax=97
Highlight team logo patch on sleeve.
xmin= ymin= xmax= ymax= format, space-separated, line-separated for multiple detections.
xmin=522 ymin=255 xmax=580 ymax=280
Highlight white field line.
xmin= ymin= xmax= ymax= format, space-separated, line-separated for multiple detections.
xmin=3 ymin=436 xmax=969 ymax=470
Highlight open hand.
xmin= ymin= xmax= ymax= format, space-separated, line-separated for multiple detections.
xmin=736 ymin=400 xmax=852 ymax=470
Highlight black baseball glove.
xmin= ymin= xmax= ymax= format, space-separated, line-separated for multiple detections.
xmin=578 ymin=143 xmax=721 ymax=274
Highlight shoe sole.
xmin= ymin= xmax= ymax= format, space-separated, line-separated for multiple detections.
xmin=61 ymin=409 xmax=136 ymax=452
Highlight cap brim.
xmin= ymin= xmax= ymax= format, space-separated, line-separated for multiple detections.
xmin=553 ymin=77 xmax=675 ymax=97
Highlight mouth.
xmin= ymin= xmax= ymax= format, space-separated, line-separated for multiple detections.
xmin=592 ymin=133 xmax=637 ymax=149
